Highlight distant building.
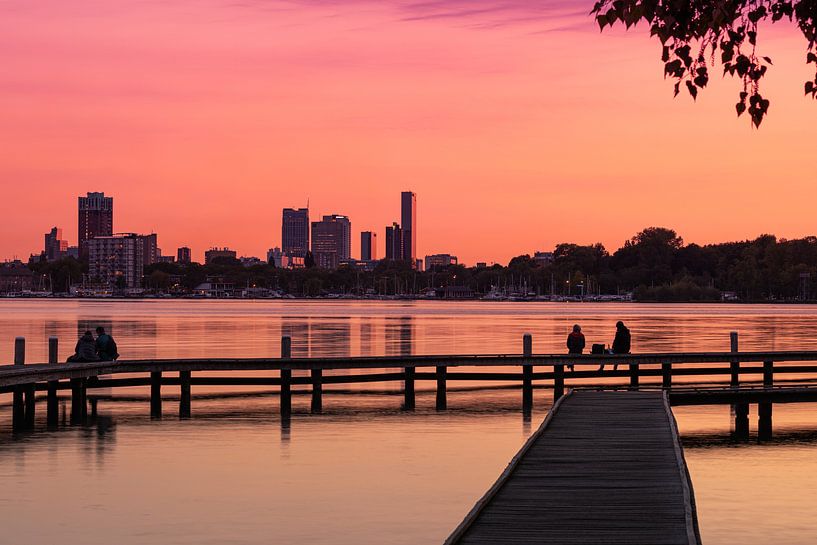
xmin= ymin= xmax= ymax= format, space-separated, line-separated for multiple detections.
xmin=204 ymin=247 xmax=237 ymax=265
xmin=0 ymin=261 xmax=34 ymax=293
xmin=193 ymin=277 xmax=235 ymax=298
xmin=177 ymin=247 xmax=192 ymax=264
xmin=282 ymin=208 xmax=310 ymax=258
xmin=425 ymin=254 xmax=458 ymax=270
xmin=67 ymin=246 xmax=80 ymax=259
xmin=157 ymin=255 xmax=176 ymax=264
xmin=78 ymin=192 xmax=113 ymax=253
xmin=267 ymin=247 xmax=304 ymax=268
xmin=385 ymin=223 xmax=402 ymax=260
xmin=476 ymin=262 xmax=487 ymax=268
xmin=361 ymin=231 xmax=377 ymax=261
xmin=534 ymin=251 xmax=554 ymax=267
xmin=87 ymin=234 xmax=145 ymax=289
xmin=44 ymin=227 xmax=68 ymax=261
xmin=444 ymin=285 xmax=473 ymax=299
xmin=240 ymin=256 xmax=264 ymax=267
xmin=401 ymin=191 xmax=417 ymax=266
xmin=142 ymin=233 xmax=159 ymax=265
xmin=311 ymin=215 xmax=351 ymax=269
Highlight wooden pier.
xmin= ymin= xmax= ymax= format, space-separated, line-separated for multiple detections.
xmin=445 ymin=390 xmax=700 ymax=545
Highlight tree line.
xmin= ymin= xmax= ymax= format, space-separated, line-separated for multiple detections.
xmin=27 ymin=227 xmax=817 ymax=301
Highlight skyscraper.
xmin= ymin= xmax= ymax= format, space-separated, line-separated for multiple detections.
xmin=361 ymin=231 xmax=377 ymax=261
xmin=401 ymin=191 xmax=416 ymax=266
xmin=282 ymin=208 xmax=309 ymax=257
xmin=44 ymin=227 xmax=68 ymax=261
xmin=142 ymin=233 xmax=159 ymax=265
xmin=311 ymin=215 xmax=351 ymax=269
xmin=78 ymin=192 xmax=113 ymax=252
xmin=177 ymin=247 xmax=192 ymax=264
xmin=385 ymin=222 xmax=402 ymax=260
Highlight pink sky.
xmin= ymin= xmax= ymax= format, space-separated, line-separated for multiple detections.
xmin=1 ymin=0 xmax=815 ymax=264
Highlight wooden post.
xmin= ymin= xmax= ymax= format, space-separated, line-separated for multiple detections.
xmin=311 ymin=368 xmax=323 ymax=414
xmin=281 ymin=336 xmax=292 ymax=418
xmin=13 ymin=337 xmax=26 ymax=432
xmin=730 ymin=332 xmax=749 ymax=439
xmin=553 ymin=364 xmax=564 ymax=403
xmin=150 ymin=371 xmax=162 ymax=418
xmin=179 ymin=370 xmax=191 ymax=418
xmin=662 ymin=363 xmax=672 ymax=389
xmin=403 ymin=366 xmax=415 ymax=410
xmin=758 ymin=360 xmax=774 ymax=441
xmin=70 ymin=378 xmax=87 ymax=424
xmin=47 ymin=336 xmax=59 ymax=428
xmin=629 ymin=363 xmax=639 ymax=389
xmin=522 ymin=334 xmax=533 ymax=415
xmin=436 ymin=365 xmax=447 ymax=411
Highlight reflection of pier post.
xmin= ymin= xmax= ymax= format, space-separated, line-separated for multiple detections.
xmin=522 ymin=334 xmax=533 ymax=416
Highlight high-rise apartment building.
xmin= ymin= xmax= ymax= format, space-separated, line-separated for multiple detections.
xmin=385 ymin=223 xmax=402 ymax=260
xmin=400 ymin=191 xmax=416 ymax=266
xmin=361 ymin=231 xmax=377 ymax=261
xmin=142 ymin=233 xmax=159 ymax=265
xmin=282 ymin=208 xmax=309 ymax=257
xmin=87 ymin=234 xmax=144 ymax=289
xmin=311 ymin=215 xmax=351 ymax=269
xmin=44 ymin=227 xmax=68 ymax=261
xmin=78 ymin=192 xmax=113 ymax=252
xmin=177 ymin=247 xmax=192 ymax=264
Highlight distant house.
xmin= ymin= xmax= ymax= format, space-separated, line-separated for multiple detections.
xmin=0 ymin=261 xmax=34 ymax=293
xmin=444 ymin=285 xmax=473 ymax=299
xmin=193 ymin=277 xmax=235 ymax=297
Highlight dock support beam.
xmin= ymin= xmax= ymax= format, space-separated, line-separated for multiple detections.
xmin=70 ymin=378 xmax=87 ymax=424
xmin=311 ymin=368 xmax=322 ymax=414
xmin=522 ymin=334 xmax=533 ymax=415
xmin=179 ymin=370 xmax=191 ymax=418
xmin=47 ymin=337 xmax=59 ymax=428
xmin=629 ymin=364 xmax=639 ymax=389
xmin=150 ymin=371 xmax=162 ymax=418
xmin=730 ymin=332 xmax=749 ymax=440
xmin=553 ymin=363 xmax=564 ymax=403
xmin=281 ymin=336 xmax=292 ymax=419
xmin=436 ymin=365 xmax=447 ymax=411
xmin=662 ymin=363 xmax=672 ymax=389
xmin=12 ymin=337 xmax=26 ymax=432
xmin=758 ymin=360 xmax=774 ymax=441
xmin=403 ymin=366 xmax=415 ymax=410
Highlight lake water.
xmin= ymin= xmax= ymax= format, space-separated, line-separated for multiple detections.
xmin=1 ymin=300 xmax=816 ymax=544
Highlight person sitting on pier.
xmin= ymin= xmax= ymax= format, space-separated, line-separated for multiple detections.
xmin=66 ymin=331 xmax=101 ymax=363
xmin=566 ymin=324 xmax=585 ymax=371
xmin=95 ymin=326 xmax=119 ymax=361
xmin=599 ymin=321 xmax=631 ymax=371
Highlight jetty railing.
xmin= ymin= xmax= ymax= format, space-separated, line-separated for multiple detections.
xmin=3 ymin=332 xmax=817 ymax=437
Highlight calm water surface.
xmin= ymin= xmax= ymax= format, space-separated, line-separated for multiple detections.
xmin=1 ymin=300 xmax=816 ymax=544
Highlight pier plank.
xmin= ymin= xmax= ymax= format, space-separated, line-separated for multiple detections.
xmin=447 ymin=390 xmax=699 ymax=545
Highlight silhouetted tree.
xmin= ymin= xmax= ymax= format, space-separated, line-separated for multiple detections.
xmin=592 ymin=0 xmax=817 ymax=126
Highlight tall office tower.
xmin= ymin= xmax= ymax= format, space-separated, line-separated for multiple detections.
xmin=87 ymin=234 xmax=144 ymax=289
xmin=78 ymin=192 xmax=113 ymax=252
xmin=142 ymin=233 xmax=159 ymax=265
xmin=361 ymin=231 xmax=377 ymax=261
xmin=400 ymin=191 xmax=416 ymax=266
xmin=311 ymin=215 xmax=351 ymax=269
xmin=282 ymin=208 xmax=310 ymax=257
xmin=385 ymin=222 xmax=402 ymax=260
xmin=44 ymin=227 xmax=68 ymax=261
xmin=177 ymin=247 xmax=192 ymax=264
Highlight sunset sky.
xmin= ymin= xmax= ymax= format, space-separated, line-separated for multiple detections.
xmin=1 ymin=0 xmax=815 ymax=264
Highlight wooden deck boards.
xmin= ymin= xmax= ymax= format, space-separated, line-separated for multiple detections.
xmin=447 ymin=391 xmax=699 ymax=545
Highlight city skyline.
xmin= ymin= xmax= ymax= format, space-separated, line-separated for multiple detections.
xmin=2 ymin=2 xmax=815 ymax=265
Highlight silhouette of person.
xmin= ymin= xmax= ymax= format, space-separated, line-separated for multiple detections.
xmin=566 ymin=324 xmax=585 ymax=371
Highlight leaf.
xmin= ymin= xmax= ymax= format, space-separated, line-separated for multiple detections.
xmin=686 ymin=81 xmax=698 ymax=100
xmin=808 ymin=52 xmax=817 ymax=64
xmin=736 ymin=102 xmax=746 ymax=116
xmin=807 ymin=81 xmax=815 ymax=95
xmin=762 ymin=56 xmax=773 ymax=65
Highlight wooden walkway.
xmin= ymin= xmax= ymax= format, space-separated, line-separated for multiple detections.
xmin=446 ymin=390 xmax=700 ymax=545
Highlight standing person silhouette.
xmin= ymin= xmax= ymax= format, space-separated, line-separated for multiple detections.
xmin=566 ymin=324 xmax=585 ymax=371
xmin=599 ymin=321 xmax=631 ymax=371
